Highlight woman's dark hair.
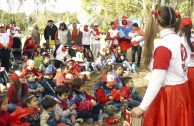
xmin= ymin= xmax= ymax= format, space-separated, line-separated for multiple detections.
xmin=22 ymin=94 xmax=36 ymax=107
xmin=114 ymin=63 xmax=123 ymax=71
xmin=55 ymin=85 xmax=69 ymax=96
xmin=0 ymin=94 xmax=8 ymax=107
xmin=86 ymin=50 xmax=94 ymax=62
xmin=143 ymin=6 xmax=181 ymax=68
xmin=59 ymin=22 xmax=67 ymax=30
xmin=122 ymin=77 xmax=132 ymax=86
xmin=72 ymin=78 xmax=85 ymax=89
xmin=12 ymin=79 xmax=26 ymax=104
xmin=132 ymin=23 xmax=138 ymax=27
xmin=41 ymin=96 xmax=56 ymax=110
xmin=185 ymin=25 xmax=194 ymax=52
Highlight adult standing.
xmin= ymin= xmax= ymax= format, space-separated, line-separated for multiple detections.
xmin=118 ymin=16 xmax=133 ymax=53
xmin=131 ymin=23 xmax=144 ymax=67
xmin=91 ymin=23 xmax=101 ymax=61
xmin=180 ymin=17 xmax=194 ymax=115
xmin=55 ymin=22 xmax=68 ymax=46
xmin=31 ymin=23 xmax=40 ymax=45
xmin=67 ymin=23 xmax=82 ymax=47
xmin=0 ymin=24 xmax=13 ymax=73
xmin=44 ymin=20 xmax=58 ymax=49
xmin=106 ymin=22 xmax=119 ymax=50
xmin=131 ymin=6 xmax=193 ymax=126
xmin=82 ymin=25 xmax=91 ymax=56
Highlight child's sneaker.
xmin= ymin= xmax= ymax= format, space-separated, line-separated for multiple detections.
xmin=84 ymin=118 xmax=93 ymax=124
xmin=74 ymin=122 xmax=80 ymax=126
xmin=103 ymin=113 xmax=109 ymax=119
xmin=76 ymin=118 xmax=84 ymax=123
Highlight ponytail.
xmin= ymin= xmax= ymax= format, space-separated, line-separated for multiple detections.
xmin=143 ymin=12 xmax=157 ymax=68
xmin=185 ymin=25 xmax=194 ymax=52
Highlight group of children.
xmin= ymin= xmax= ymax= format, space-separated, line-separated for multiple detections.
xmin=0 ymin=37 xmax=142 ymax=126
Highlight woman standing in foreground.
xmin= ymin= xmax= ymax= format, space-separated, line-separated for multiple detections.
xmin=131 ymin=6 xmax=193 ymax=126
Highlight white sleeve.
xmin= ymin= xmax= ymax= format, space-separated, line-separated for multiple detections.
xmin=139 ymin=69 xmax=166 ymax=111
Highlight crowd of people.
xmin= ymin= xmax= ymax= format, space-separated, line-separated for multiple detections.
xmin=0 ymin=5 xmax=193 ymax=126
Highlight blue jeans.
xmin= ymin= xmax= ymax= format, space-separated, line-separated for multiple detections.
xmin=59 ymin=116 xmax=73 ymax=126
xmin=8 ymin=103 xmax=20 ymax=113
xmin=131 ymin=94 xmax=142 ymax=102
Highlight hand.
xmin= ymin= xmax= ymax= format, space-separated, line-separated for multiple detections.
xmin=91 ymin=99 xmax=97 ymax=107
xmin=55 ymin=114 xmax=60 ymax=121
xmin=120 ymin=97 xmax=124 ymax=102
xmin=71 ymin=115 xmax=76 ymax=124
xmin=109 ymin=96 xmax=114 ymax=101
xmin=70 ymin=104 xmax=77 ymax=111
xmin=130 ymin=107 xmax=144 ymax=118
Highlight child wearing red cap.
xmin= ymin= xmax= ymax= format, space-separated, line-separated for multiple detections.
xmin=8 ymin=70 xmax=28 ymax=113
xmin=22 ymin=59 xmax=42 ymax=80
xmin=96 ymin=74 xmax=123 ymax=119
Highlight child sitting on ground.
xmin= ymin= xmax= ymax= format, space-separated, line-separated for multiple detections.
xmin=40 ymin=96 xmax=61 ymax=126
xmin=53 ymin=85 xmax=80 ymax=126
xmin=10 ymin=94 xmax=41 ymax=125
xmin=0 ymin=94 xmax=14 ymax=125
xmin=41 ymin=43 xmax=50 ymax=56
xmin=96 ymin=74 xmax=123 ymax=119
xmin=42 ymin=66 xmax=57 ymax=97
xmin=39 ymin=54 xmax=50 ymax=74
xmin=69 ymin=78 xmax=101 ymax=124
xmin=57 ymin=64 xmax=74 ymax=88
xmin=22 ymin=59 xmax=42 ymax=81
xmin=25 ymin=72 xmax=44 ymax=104
xmin=95 ymin=53 xmax=106 ymax=71
xmin=8 ymin=71 xmax=28 ymax=113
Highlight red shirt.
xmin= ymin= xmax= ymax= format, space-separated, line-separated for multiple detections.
xmin=0 ymin=111 xmax=14 ymax=126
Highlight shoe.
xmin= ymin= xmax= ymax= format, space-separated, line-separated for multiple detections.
xmin=103 ymin=113 xmax=109 ymax=119
xmin=84 ymin=118 xmax=93 ymax=124
xmin=76 ymin=118 xmax=84 ymax=123
xmin=74 ymin=123 xmax=80 ymax=126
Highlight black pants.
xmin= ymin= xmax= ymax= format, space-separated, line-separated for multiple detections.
xmin=0 ymin=48 xmax=10 ymax=72
xmin=83 ymin=45 xmax=90 ymax=57
xmin=54 ymin=60 xmax=62 ymax=68
xmin=131 ymin=45 xmax=142 ymax=67
xmin=78 ymin=104 xmax=103 ymax=121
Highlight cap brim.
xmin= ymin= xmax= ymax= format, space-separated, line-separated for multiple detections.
xmin=107 ymin=81 xmax=117 ymax=85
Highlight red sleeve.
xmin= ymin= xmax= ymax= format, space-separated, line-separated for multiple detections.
xmin=7 ymin=36 xmax=13 ymax=48
xmin=32 ymin=68 xmax=42 ymax=77
xmin=24 ymin=83 xmax=29 ymax=94
xmin=106 ymin=32 xmax=110 ymax=39
xmin=55 ymin=31 xmax=58 ymax=39
xmin=96 ymin=88 xmax=110 ymax=104
xmin=85 ymin=92 xmax=95 ymax=100
xmin=153 ymin=46 xmax=172 ymax=70
xmin=8 ymin=85 xmax=13 ymax=103
xmin=0 ymin=43 xmax=3 ymax=48
xmin=22 ymin=67 xmax=27 ymax=75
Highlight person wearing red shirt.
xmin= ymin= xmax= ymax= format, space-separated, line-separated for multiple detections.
xmin=22 ymin=59 xmax=42 ymax=80
xmin=0 ymin=24 xmax=13 ymax=73
xmin=8 ymin=71 xmax=28 ymax=113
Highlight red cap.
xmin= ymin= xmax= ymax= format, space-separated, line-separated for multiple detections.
xmin=11 ymin=70 xmax=25 ymax=81
xmin=122 ymin=15 xmax=128 ymax=19
xmin=181 ymin=17 xmax=193 ymax=30
xmin=103 ymin=74 xmax=117 ymax=85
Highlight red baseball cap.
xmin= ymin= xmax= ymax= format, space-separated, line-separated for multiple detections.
xmin=103 ymin=74 xmax=117 ymax=85
xmin=181 ymin=17 xmax=193 ymax=30
xmin=11 ymin=70 xmax=25 ymax=81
